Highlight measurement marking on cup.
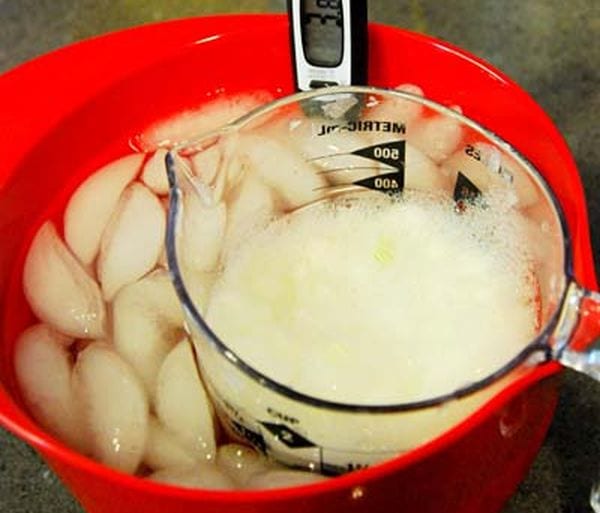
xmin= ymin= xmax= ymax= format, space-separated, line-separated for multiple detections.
xmin=316 ymin=165 xmax=383 ymax=175
xmin=464 ymin=144 xmax=514 ymax=183
xmin=351 ymin=140 xmax=405 ymax=193
xmin=352 ymin=140 xmax=406 ymax=169
xmin=309 ymin=140 xmax=406 ymax=168
xmin=231 ymin=419 xmax=267 ymax=453
xmin=311 ymin=140 xmax=406 ymax=194
xmin=453 ymin=171 xmax=482 ymax=211
xmin=267 ymin=406 xmax=300 ymax=425
xmin=354 ymin=171 xmax=404 ymax=194
xmin=260 ymin=422 xmax=317 ymax=449
xmin=316 ymin=120 xmax=406 ymax=136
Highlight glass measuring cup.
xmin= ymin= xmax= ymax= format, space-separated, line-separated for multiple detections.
xmin=164 ymin=86 xmax=600 ymax=484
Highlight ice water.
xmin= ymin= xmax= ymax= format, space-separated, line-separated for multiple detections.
xmin=14 ymin=87 xmax=545 ymax=482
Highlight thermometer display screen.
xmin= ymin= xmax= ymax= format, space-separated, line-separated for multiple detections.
xmin=301 ymin=0 xmax=344 ymax=67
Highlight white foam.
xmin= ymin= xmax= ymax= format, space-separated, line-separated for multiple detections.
xmin=206 ymin=190 xmax=536 ymax=405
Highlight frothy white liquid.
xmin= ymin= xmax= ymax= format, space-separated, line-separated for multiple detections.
xmin=206 ymin=191 xmax=537 ymax=405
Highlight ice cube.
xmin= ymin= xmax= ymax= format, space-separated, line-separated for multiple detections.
xmin=216 ymin=443 xmax=272 ymax=487
xmin=14 ymin=323 xmax=86 ymax=452
xmin=138 ymin=92 xmax=274 ymax=150
xmin=23 ymin=222 xmax=106 ymax=339
xmin=222 ymin=176 xmax=278 ymax=258
xmin=112 ymin=270 xmax=185 ymax=394
xmin=244 ymin=469 xmax=326 ymax=490
xmin=143 ymin=417 xmax=197 ymax=470
xmin=240 ymin=135 xmax=327 ymax=210
xmin=364 ymin=83 xmax=425 ymax=128
xmin=176 ymin=268 xmax=215 ymax=316
xmin=64 ymin=154 xmax=143 ymax=266
xmin=154 ymin=339 xmax=216 ymax=461
xmin=148 ymin=463 xmax=235 ymax=490
xmin=97 ymin=183 xmax=165 ymax=300
xmin=73 ymin=342 xmax=149 ymax=474
xmin=180 ymin=195 xmax=226 ymax=274
xmin=157 ymin=246 xmax=168 ymax=270
xmin=141 ymin=149 xmax=169 ymax=195
xmin=405 ymin=144 xmax=449 ymax=192
xmin=190 ymin=144 xmax=221 ymax=186
xmin=409 ymin=106 xmax=463 ymax=163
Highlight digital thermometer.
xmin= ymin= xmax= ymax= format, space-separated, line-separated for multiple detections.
xmin=288 ymin=0 xmax=368 ymax=91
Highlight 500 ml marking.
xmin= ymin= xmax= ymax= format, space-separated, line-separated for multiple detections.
xmin=373 ymin=145 xmax=400 ymax=160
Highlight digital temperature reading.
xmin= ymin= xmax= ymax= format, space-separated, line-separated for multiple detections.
xmin=301 ymin=0 xmax=343 ymax=67
xmin=289 ymin=0 xmax=367 ymax=91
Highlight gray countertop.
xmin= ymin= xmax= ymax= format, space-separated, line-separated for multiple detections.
xmin=0 ymin=1 xmax=598 ymax=512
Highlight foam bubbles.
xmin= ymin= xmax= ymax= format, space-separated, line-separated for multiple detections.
xmin=206 ymin=190 xmax=537 ymax=404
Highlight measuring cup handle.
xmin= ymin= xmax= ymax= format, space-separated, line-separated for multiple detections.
xmin=553 ymin=284 xmax=600 ymax=512
xmin=556 ymin=287 xmax=600 ymax=378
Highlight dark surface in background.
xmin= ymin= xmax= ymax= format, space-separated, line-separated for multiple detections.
xmin=0 ymin=1 xmax=598 ymax=512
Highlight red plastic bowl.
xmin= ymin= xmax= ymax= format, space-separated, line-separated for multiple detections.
xmin=0 ymin=14 xmax=595 ymax=513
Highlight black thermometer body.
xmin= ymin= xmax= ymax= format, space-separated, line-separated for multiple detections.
xmin=288 ymin=0 xmax=368 ymax=91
